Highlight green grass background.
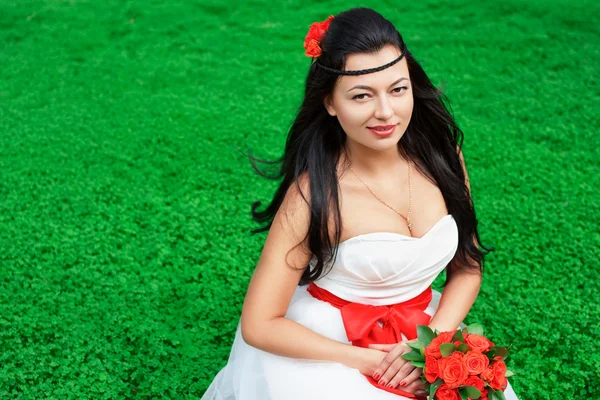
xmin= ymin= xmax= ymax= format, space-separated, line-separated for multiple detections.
xmin=1 ymin=0 xmax=598 ymax=398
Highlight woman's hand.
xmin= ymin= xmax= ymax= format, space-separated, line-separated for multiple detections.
xmin=368 ymin=341 xmax=427 ymax=396
xmin=354 ymin=347 xmax=388 ymax=376
xmin=354 ymin=345 xmax=427 ymax=398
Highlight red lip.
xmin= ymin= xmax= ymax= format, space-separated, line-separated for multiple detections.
xmin=367 ymin=124 xmax=397 ymax=137
xmin=368 ymin=124 xmax=397 ymax=130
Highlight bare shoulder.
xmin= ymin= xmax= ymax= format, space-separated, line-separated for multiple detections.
xmin=272 ymin=172 xmax=312 ymax=250
xmin=279 ymin=173 xmax=311 ymax=220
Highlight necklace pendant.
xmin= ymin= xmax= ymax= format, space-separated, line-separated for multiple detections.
xmin=407 ymin=223 xmax=413 ymax=231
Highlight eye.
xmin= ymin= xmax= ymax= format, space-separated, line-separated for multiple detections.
xmin=392 ymin=86 xmax=408 ymax=94
xmin=352 ymin=93 xmax=370 ymax=100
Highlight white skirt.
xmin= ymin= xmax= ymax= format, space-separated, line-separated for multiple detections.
xmin=202 ymin=285 xmax=520 ymax=400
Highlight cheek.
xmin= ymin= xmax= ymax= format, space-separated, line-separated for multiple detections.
xmin=396 ymin=95 xmax=414 ymax=115
xmin=336 ymin=103 xmax=370 ymax=128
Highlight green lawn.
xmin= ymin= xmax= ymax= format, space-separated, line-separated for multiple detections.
xmin=1 ymin=0 xmax=598 ymax=398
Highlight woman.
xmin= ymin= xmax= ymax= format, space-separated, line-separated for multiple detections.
xmin=203 ymin=7 xmax=520 ymax=400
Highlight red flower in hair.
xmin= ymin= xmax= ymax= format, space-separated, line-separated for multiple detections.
xmin=303 ymin=15 xmax=334 ymax=58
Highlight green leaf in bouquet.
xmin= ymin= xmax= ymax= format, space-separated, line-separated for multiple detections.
xmin=440 ymin=343 xmax=456 ymax=357
xmin=411 ymin=361 xmax=425 ymax=368
xmin=494 ymin=347 xmax=508 ymax=359
xmin=452 ymin=330 xmax=465 ymax=342
xmin=457 ymin=343 xmax=470 ymax=353
xmin=401 ymin=350 xmax=425 ymax=362
xmin=406 ymin=341 xmax=424 ymax=354
xmin=462 ymin=327 xmax=469 ymax=336
xmin=505 ymin=369 xmax=515 ymax=378
xmin=459 ymin=386 xmax=482 ymax=399
xmin=429 ymin=378 xmax=443 ymax=399
xmin=417 ymin=325 xmax=435 ymax=346
xmin=490 ymin=389 xmax=507 ymax=400
xmin=466 ymin=323 xmax=484 ymax=335
xmin=486 ymin=348 xmax=496 ymax=359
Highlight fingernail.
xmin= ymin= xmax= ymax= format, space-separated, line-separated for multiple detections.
xmin=400 ymin=380 xmax=406 ymax=387
xmin=378 ymin=379 xmax=386 ymax=386
xmin=373 ymin=372 xmax=380 ymax=380
xmin=387 ymin=383 xmax=395 ymax=388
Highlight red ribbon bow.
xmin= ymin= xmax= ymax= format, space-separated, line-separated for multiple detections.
xmin=307 ymin=282 xmax=433 ymax=398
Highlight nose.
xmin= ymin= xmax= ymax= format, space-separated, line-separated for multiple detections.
xmin=373 ymin=95 xmax=394 ymax=120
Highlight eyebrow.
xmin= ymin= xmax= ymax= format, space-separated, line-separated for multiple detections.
xmin=347 ymin=77 xmax=409 ymax=93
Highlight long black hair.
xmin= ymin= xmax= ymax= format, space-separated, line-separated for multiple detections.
xmin=247 ymin=7 xmax=494 ymax=286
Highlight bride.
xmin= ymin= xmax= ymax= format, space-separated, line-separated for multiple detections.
xmin=203 ymin=7 xmax=519 ymax=400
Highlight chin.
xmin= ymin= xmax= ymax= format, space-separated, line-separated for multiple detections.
xmin=369 ymin=132 xmax=405 ymax=149
xmin=360 ymin=139 xmax=401 ymax=152
xmin=374 ymin=141 xmax=401 ymax=151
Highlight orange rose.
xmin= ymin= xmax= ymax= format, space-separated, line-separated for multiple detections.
xmin=464 ymin=351 xmax=490 ymax=375
xmin=425 ymin=356 xmax=439 ymax=383
xmin=465 ymin=334 xmax=493 ymax=353
xmin=303 ymin=15 xmax=334 ymax=57
xmin=438 ymin=354 xmax=469 ymax=389
xmin=439 ymin=330 xmax=458 ymax=343
xmin=425 ymin=331 xmax=457 ymax=359
xmin=424 ymin=345 xmax=441 ymax=359
xmin=304 ymin=39 xmax=321 ymax=57
xmin=490 ymin=360 xmax=508 ymax=390
xmin=464 ymin=376 xmax=485 ymax=398
xmin=480 ymin=365 xmax=495 ymax=382
xmin=436 ymin=383 xmax=460 ymax=400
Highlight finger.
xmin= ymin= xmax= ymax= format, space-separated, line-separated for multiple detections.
xmin=403 ymin=379 xmax=424 ymax=394
xmin=382 ymin=343 xmax=410 ymax=366
xmin=373 ymin=343 xmax=405 ymax=385
xmin=384 ymin=348 xmax=417 ymax=388
xmin=373 ymin=343 xmax=409 ymax=383
xmin=379 ymin=357 xmax=410 ymax=388
xmin=396 ymin=367 xmax=422 ymax=388
xmin=367 ymin=343 xmax=396 ymax=351
xmin=387 ymin=363 xmax=418 ymax=389
xmin=406 ymin=377 xmax=424 ymax=392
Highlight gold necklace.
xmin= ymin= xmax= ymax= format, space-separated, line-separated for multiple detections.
xmin=346 ymin=159 xmax=413 ymax=232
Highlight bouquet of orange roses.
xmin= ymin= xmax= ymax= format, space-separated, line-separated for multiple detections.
xmin=401 ymin=324 xmax=514 ymax=400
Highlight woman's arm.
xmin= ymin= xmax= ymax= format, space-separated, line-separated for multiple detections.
xmin=427 ymin=267 xmax=482 ymax=332
xmin=240 ymin=174 xmax=380 ymax=372
xmin=428 ymin=146 xmax=482 ymax=332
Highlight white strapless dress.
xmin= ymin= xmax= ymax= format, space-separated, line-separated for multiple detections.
xmin=202 ymin=214 xmax=519 ymax=400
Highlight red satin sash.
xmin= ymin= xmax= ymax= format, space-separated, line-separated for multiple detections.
xmin=307 ymin=282 xmax=433 ymax=398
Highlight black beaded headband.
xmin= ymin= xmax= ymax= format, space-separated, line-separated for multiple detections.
xmin=314 ymin=43 xmax=408 ymax=76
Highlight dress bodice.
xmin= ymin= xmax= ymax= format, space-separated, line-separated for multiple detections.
xmin=310 ymin=214 xmax=459 ymax=305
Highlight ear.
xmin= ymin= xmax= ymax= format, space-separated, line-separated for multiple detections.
xmin=324 ymin=95 xmax=337 ymax=117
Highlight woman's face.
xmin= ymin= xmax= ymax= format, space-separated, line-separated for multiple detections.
xmin=324 ymin=44 xmax=414 ymax=152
